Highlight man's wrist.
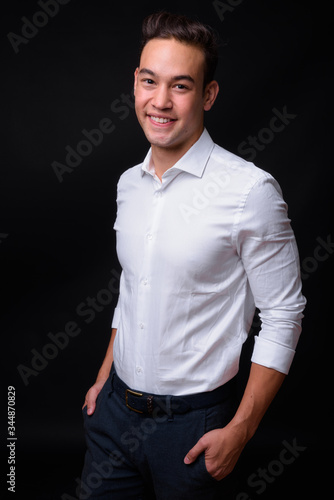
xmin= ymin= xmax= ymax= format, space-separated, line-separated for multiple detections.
xmin=96 ymin=366 xmax=112 ymax=384
xmin=229 ymin=413 xmax=259 ymax=443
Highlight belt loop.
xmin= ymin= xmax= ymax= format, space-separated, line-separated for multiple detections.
xmin=166 ymin=395 xmax=174 ymax=422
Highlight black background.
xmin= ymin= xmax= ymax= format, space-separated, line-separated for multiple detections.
xmin=1 ymin=0 xmax=333 ymax=498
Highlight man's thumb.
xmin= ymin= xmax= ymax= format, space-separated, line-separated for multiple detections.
xmin=87 ymin=401 xmax=96 ymax=415
xmin=184 ymin=440 xmax=205 ymax=465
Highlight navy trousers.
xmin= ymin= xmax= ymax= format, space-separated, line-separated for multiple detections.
xmin=80 ymin=365 xmax=238 ymax=499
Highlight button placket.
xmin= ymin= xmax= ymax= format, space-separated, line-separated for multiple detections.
xmin=135 ymin=182 xmax=165 ymax=372
xmin=135 ymin=366 xmax=143 ymax=376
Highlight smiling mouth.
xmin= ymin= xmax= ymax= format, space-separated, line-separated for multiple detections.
xmin=149 ymin=115 xmax=176 ymax=124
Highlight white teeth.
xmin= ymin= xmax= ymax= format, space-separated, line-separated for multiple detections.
xmin=150 ymin=116 xmax=172 ymax=124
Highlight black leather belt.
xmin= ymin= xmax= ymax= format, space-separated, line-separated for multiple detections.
xmin=111 ymin=369 xmax=236 ymax=416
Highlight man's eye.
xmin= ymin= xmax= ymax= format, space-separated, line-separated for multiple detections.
xmin=175 ymin=84 xmax=187 ymax=90
xmin=144 ymin=79 xmax=154 ymax=84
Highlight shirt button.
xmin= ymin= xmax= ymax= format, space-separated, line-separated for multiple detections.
xmin=147 ymin=233 xmax=153 ymax=240
xmin=139 ymin=322 xmax=144 ymax=329
xmin=142 ymin=279 xmax=148 ymax=286
xmin=136 ymin=366 xmax=143 ymax=375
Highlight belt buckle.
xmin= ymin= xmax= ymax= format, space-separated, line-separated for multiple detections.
xmin=125 ymin=388 xmax=144 ymax=414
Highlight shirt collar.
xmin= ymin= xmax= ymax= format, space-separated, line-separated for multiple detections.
xmin=141 ymin=128 xmax=215 ymax=179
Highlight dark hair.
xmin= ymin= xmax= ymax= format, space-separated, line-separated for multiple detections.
xmin=140 ymin=12 xmax=219 ymax=89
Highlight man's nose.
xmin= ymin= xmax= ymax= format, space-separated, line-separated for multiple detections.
xmin=151 ymin=85 xmax=172 ymax=110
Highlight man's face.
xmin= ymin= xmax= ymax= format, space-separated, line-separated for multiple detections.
xmin=134 ymin=38 xmax=217 ymax=155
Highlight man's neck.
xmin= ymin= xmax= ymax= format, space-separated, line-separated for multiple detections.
xmin=150 ymin=147 xmax=183 ymax=180
xmin=150 ymin=130 xmax=203 ymax=181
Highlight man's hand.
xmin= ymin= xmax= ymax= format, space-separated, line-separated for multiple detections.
xmin=184 ymin=422 xmax=248 ymax=481
xmin=82 ymin=379 xmax=107 ymax=415
xmin=184 ymin=365 xmax=286 ymax=481
xmin=82 ymin=328 xmax=117 ymax=415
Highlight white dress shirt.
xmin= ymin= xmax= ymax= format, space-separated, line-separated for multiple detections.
xmin=111 ymin=129 xmax=306 ymax=395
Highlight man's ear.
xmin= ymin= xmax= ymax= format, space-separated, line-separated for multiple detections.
xmin=134 ymin=67 xmax=139 ymax=94
xmin=203 ymin=80 xmax=219 ymax=111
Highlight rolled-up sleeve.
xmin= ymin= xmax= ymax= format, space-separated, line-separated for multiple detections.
xmin=235 ymin=173 xmax=306 ymax=374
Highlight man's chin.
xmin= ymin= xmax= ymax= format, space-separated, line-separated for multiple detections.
xmin=144 ymin=131 xmax=179 ymax=149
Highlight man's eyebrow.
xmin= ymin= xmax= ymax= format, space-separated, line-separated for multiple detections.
xmin=172 ymin=74 xmax=195 ymax=84
xmin=139 ymin=68 xmax=156 ymax=77
xmin=138 ymin=68 xmax=195 ymax=84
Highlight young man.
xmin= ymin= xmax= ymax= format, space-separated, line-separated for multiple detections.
xmin=80 ymin=12 xmax=306 ymax=500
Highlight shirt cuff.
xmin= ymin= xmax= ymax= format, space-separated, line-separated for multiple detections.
xmin=111 ymin=305 xmax=120 ymax=329
xmin=251 ymin=336 xmax=296 ymax=375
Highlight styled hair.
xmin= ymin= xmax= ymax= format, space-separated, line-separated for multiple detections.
xmin=140 ymin=12 xmax=219 ymax=89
